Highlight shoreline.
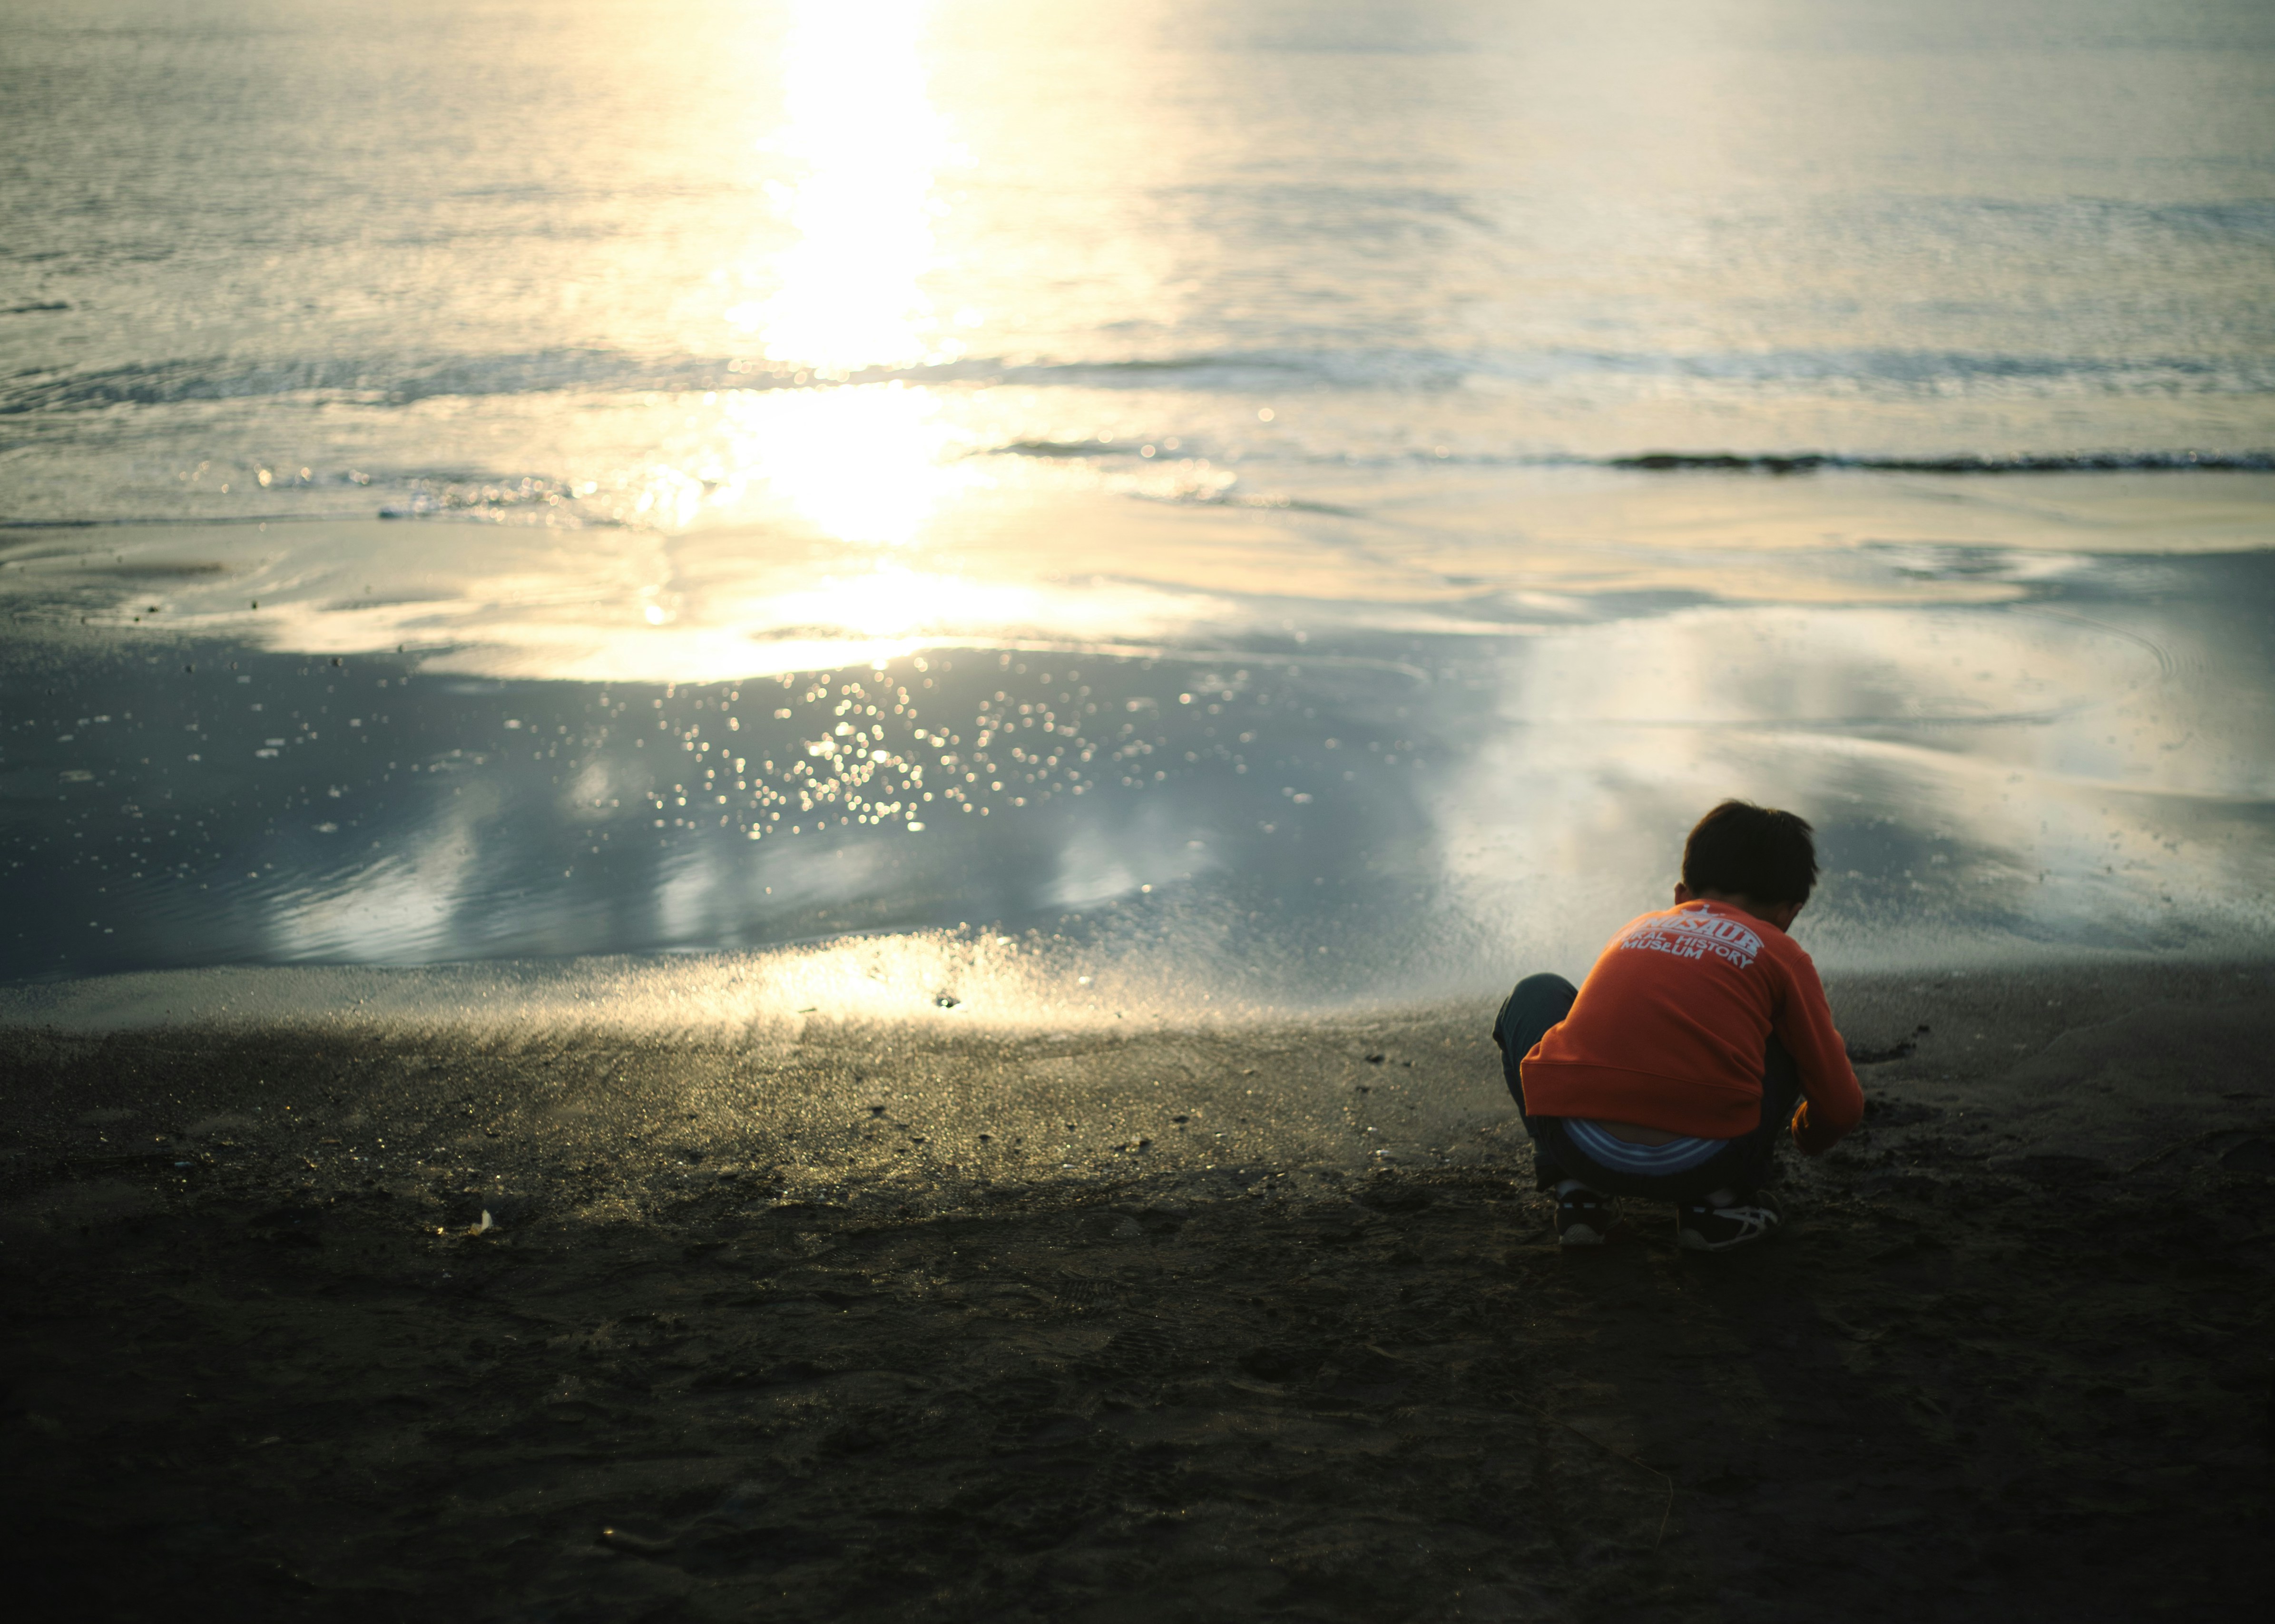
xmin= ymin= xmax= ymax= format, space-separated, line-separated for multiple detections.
xmin=3 ymin=961 xmax=2272 ymax=1618
xmin=4 ymin=959 xmax=2273 ymax=1208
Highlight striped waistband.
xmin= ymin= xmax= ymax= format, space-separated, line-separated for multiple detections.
xmin=1561 ymin=1117 xmax=1727 ymax=1174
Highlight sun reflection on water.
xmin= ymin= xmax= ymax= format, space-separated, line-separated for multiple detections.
xmin=672 ymin=0 xmax=976 ymax=551
xmin=731 ymin=0 xmax=952 ymax=377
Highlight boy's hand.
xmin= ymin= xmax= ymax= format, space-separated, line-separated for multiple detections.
xmin=1789 ymin=1099 xmax=1851 ymax=1156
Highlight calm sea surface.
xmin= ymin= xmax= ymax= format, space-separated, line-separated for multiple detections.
xmin=3 ymin=0 xmax=2273 ymax=1022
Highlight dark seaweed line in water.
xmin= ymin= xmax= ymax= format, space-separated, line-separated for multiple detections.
xmin=984 ymin=441 xmax=2275 ymax=475
xmin=1610 ymin=450 xmax=2275 ymax=474
xmin=1528 ymin=706 xmax=2092 ymax=733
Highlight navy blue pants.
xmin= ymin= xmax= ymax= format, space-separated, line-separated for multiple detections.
xmin=1491 ymin=973 xmax=1801 ymax=1200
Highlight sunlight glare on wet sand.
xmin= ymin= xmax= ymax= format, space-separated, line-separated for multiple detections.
xmin=708 ymin=382 xmax=976 ymax=547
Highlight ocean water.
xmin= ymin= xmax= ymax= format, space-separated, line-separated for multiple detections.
xmin=4 ymin=0 xmax=2273 ymax=1027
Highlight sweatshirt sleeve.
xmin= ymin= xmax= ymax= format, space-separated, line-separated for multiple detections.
xmin=1775 ymin=949 xmax=1865 ymax=1155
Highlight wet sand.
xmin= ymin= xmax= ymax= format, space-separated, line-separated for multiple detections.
xmin=3 ymin=962 xmax=2272 ymax=1621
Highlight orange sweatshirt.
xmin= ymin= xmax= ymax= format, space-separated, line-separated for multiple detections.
xmin=1519 ymin=900 xmax=1864 ymax=1153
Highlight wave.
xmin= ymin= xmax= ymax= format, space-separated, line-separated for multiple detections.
xmin=9 ymin=340 xmax=2275 ymax=416
xmin=5 ymin=449 xmax=2264 ymax=535
xmin=0 ymin=349 xmax=743 ymax=416
xmin=937 ymin=345 xmax=2275 ymax=397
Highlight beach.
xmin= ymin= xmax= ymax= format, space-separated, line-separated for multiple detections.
xmin=5 ymin=962 xmax=2271 ymax=1621
xmin=5 ymin=1 xmax=2275 ymax=1615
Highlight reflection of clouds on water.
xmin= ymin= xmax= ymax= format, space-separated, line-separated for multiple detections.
xmin=1048 ymin=829 xmax=1144 ymax=910
xmin=1434 ymin=592 xmax=2275 ymax=971
xmin=1499 ymin=604 xmax=2142 ymax=734
xmin=1046 ymin=808 xmax=1226 ymax=912
xmin=653 ymin=837 xmax=901 ymax=950
xmin=559 ymin=759 xmax=626 ymax=822
xmin=2 ymin=499 xmax=2271 ymax=990
xmin=267 ymin=784 xmax=496 ymax=963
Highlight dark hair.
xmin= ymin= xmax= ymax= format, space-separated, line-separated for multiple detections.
xmin=1682 ymin=800 xmax=1818 ymax=905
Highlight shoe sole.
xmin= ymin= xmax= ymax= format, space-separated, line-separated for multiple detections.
xmin=1677 ymin=1222 xmax=1780 ymax=1252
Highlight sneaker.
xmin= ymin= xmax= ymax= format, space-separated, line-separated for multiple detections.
xmin=1556 ymin=1186 xmax=1615 ymax=1246
xmin=1676 ymin=1190 xmax=1785 ymax=1252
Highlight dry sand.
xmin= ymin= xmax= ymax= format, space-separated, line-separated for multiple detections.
xmin=3 ymin=962 xmax=2272 ymax=1621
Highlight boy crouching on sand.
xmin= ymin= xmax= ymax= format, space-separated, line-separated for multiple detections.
xmin=1494 ymin=800 xmax=1863 ymax=1251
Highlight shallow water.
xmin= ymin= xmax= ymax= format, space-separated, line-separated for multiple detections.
xmin=7 ymin=480 xmax=2272 ymax=1014
xmin=3 ymin=0 xmax=2273 ymax=1018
